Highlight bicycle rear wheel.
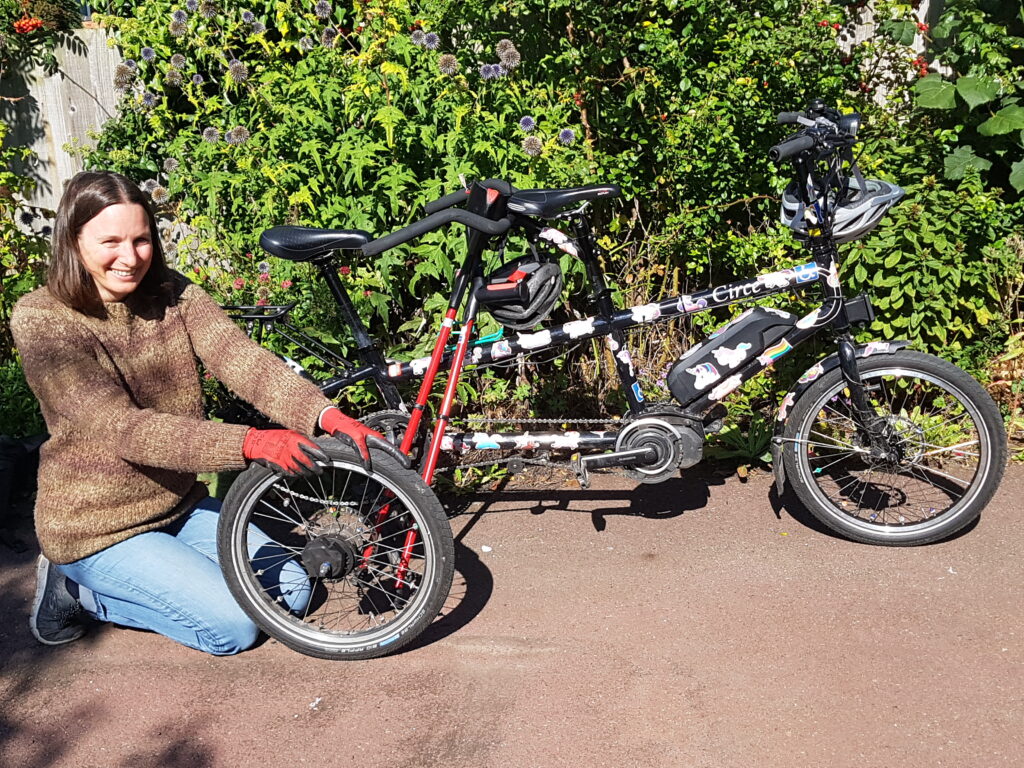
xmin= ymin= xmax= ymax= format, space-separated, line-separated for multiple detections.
xmin=782 ymin=350 xmax=1007 ymax=545
xmin=218 ymin=438 xmax=454 ymax=659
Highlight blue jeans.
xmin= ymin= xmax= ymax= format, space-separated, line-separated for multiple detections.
xmin=58 ymin=496 xmax=311 ymax=656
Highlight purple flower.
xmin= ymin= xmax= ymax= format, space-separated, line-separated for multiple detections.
xmin=558 ymin=128 xmax=576 ymax=145
xmin=241 ymin=10 xmax=255 ymax=23
xmin=141 ymin=91 xmax=158 ymax=108
xmin=172 ymin=9 xmax=187 ymax=22
xmin=250 ymin=21 xmax=265 ymax=33
xmin=321 ymin=26 xmax=338 ymax=47
xmin=411 ymin=29 xmax=426 ymax=46
xmin=479 ymin=63 xmax=497 ymax=79
xmin=192 ymin=73 xmax=204 ymax=85
xmin=314 ymin=0 xmax=331 ymax=19
xmin=438 ymin=54 xmax=458 ymax=75
xmin=170 ymin=53 xmax=186 ymax=67
xmin=518 ymin=115 xmax=535 ymax=132
xmin=202 ymin=126 xmax=220 ymax=142
xmin=227 ymin=59 xmax=249 ymax=83
xmin=124 ymin=58 xmax=137 ymax=70
xmin=141 ymin=47 xmax=156 ymax=62
xmin=299 ymin=36 xmax=315 ymax=51
xmin=424 ymin=32 xmax=439 ymax=49
xmin=185 ymin=0 xmax=198 ymax=10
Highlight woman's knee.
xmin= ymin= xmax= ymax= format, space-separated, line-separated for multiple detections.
xmin=199 ymin=611 xmax=260 ymax=656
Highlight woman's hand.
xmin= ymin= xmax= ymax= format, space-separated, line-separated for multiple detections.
xmin=242 ymin=428 xmax=329 ymax=478
xmin=319 ymin=407 xmax=412 ymax=471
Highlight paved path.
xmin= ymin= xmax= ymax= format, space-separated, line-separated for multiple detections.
xmin=1 ymin=463 xmax=1021 ymax=767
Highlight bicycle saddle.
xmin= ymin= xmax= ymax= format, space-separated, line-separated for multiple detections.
xmin=507 ymin=184 xmax=621 ymax=217
xmin=260 ymin=226 xmax=372 ymax=262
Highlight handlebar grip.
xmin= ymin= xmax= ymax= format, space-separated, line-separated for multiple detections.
xmin=776 ymin=111 xmax=803 ymax=125
xmin=423 ymin=188 xmax=471 ymax=215
xmin=769 ymin=134 xmax=816 ymax=163
xmin=361 ymin=209 xmax=512 ymax=257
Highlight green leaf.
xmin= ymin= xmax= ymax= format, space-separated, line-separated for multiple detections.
xmin=978 ymin=105 xmax=1024 ymax=136
xmin=914 ymin=75 xmax=957 ymax=109
xmin=955 ymin=76 xmax=1000 ymax=110
xmin=882 ymin=19 xmax=917 ymax=46
xmin=1010 ymin=160 xmax=1024 ymax=192
xmin=944 ymin=145 xmax=993 ymax=180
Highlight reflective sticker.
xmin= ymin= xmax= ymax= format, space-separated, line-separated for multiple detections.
xmin=519 ymin=330 xmax=552 ymax=349
xmin=410 ymin=357 xmax=430 ymax=376
xmin=757 ymin=269 xmax=794 ymax=289
xmin=826 ymin=262 xmax=840 ymax=288
xmin=442 ymin=317 xmax=455 ymax=328
xmin=631 ymin=303 xmax=662 ymax=323
xmin=796 ymin=309 xmax=821 ymax=329
xmin=797 ymin=361 xmax=825 ymax=384
xmin=552 ymin=431 xmax=582 ymax=450
xmin=861 ymin=341 xmax=892 ymax=356
xmin=757 ymin=338 xmax=793 ymax=366
xmin=712 ymin=342 xmax=752 ymax=369
xmin=388 ymin=362 xmax=403 ymax=378
xmin=708 ymin=374 xmax=742 ymax=402
xmin=764 ymin=308 xmax=794 ymax=319
xmin=616 ymin=349 xmax=635 ymax=377
xmin=777 ymin=391 xmax=796 ymax=421
xmin=677 ymin=294 xmax=708 ymax=313
xmin=491 ymin=340 xmax=513 ymax=359
xmin=794 ymin=262 xmax=819 ymax=283
xmin=686 ymin=362 xmax=721 ymax=389
xmin=564 ymin=318 xmax=596 ymax=339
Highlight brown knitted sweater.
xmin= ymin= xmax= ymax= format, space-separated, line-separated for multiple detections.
xmin=11 ymin=272 xmax=332 ymax=564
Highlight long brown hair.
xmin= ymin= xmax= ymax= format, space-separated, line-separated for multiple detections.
xmin=49 ymin=171 xmax=172 ymax=317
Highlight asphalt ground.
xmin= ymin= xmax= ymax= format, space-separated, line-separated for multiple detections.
xmin=1 ymin=462 xmax=1021 ymax=768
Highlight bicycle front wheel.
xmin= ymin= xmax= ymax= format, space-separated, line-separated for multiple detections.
xmin=782 ymin=350 xmax=1007 ymax=545
xmin=218 ymin=438 xmax=454 ymax=659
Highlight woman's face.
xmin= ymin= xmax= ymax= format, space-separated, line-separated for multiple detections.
xmin=77 ymin=202 xmax=154 ymax=302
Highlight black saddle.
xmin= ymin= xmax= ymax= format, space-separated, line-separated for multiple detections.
xmin=259 ymin=226 xmax=371 ymax=262
xmin=507 ymin=184 xmax=620 ymax=218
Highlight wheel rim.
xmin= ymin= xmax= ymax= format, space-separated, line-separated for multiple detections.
xmin=228 ymin=460 xmax=439 ymax=651
xmin=793 ymin=366 xmax=991 ymax=540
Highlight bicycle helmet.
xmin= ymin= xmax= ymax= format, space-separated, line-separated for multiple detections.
xmin=781 ymin=177 xmax=904 ymax=244
xmin=480 ymin=255 xmax=563 ymax=330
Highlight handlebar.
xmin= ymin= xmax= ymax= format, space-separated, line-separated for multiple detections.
xmin=423 ymin=179 xmax=520 ymax=214
xmin=769 ymin=134 xmax=816 ymax=162
xmin=776 ymin=111 xmax=803 ymax=125
xmin=361 ymin=208 xmax=513 ymax=257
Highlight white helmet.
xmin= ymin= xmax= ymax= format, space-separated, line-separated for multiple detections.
xmin=781 ymin=177 xmax=904 ymax=244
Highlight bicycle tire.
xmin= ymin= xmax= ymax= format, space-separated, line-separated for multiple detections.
xmin=218 ymin=438 xmax=454 ymax=659
xmin=782 ymin=350 xmax=1007 ymax=545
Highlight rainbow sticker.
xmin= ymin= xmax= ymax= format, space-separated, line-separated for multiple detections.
xmin=757 ymin=339 xmax=793 ymax=366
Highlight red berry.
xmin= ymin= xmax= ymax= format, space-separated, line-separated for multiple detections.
xmin=832 ymin=22 xmax=841 ymax=30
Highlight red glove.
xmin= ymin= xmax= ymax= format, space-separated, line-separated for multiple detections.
xmin=319 ymin=407 xmax=411 ymax=470
xmin=242 ymin=428 xmax=328 ymax=478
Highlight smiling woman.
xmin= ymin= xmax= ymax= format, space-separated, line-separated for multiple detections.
xmin=8 ymin=171 xmax=398 ymax=655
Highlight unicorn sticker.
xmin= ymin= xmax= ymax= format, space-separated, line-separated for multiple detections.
xmin=712 ymin=342 xmax=752 ymax=369
xmin=490 ymin=339 xmax=513 ymax=360
xmin=519 ymin=330 xmax=553 ymax=350
xmin=631 ymin=303 xmax=662 ymax=323
xmin=686 ymin=362 xmax=721 ymax=389
xmin=708 ymin=374 xmax=743 ymax=402
xmin=677 ymin=295 xmax=708 ymax=313
xmin=410 ymin=356 xmax=430 ymax=376
xmin=564 ymin=318 xmax=597 ymax=339
xmin=796 ymin=309 xmax=821 ymax=329
xmin=757 ymin=270 xmax=794 ymax=289
xmin=777 ymin=391 xmax=796 ymax=421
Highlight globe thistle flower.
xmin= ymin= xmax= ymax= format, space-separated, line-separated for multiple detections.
xmin=496 ymin=38 xmax=515 ymax=54
xmin=163 ymin=157 xmax=180 ymax=173
xmin=141 ymin=91 xmax=158 ymax=108
xmin=257 ymin=260 xmax=270 ymax=273
xmin=299 ymin=36 xmax=315 ymax=51
xmin=141 ymin=47 xmax=156 ymax=62
xmin=424 ymin=32 xmax=440 ymax=50
xmin=165 ymin=68 xmax=183 ymax=87
xmin=169 ymin=20 xmax=187 ymax=36
xmin=518 ymin=115 xmax=535 ymax=133
xmin=495 ymin=64 xmax=507 ymax=77
xmin=113 ymin=62 xmax=136 ymax=92
xmin=185 ymin=0 xmax=198 ymax=11
xmin=170 ymin=53 xmax=186 ymax=68
xmin=558 ymin=128 xmax=576 ymax=146
xmin=225 ymin=125 xmax=250 ymax=145
xmin=227 ymin=59 xmax=249 ymax=83
xmin=142 ymin=179 xmax=159 ymax=193
xmin=151 ymin=186 xmax=169 ymax=204
xmin=250 ymin=21 xmax=265 ymax=34
xmin=202 ymin=126 xmax=220 ymax=143
xmin=411 ymin=29 xmax=426 ymax=46
xmin=321 ymin=26 xmax=338 ymax=47
xmin=192 ymin=73 xmax=204 ymax=85
xmin=522 ymin=135 xmax=542 ymax=157
xmin=438 ymin=54 xmax=458 ymax=75
xmin=172 ymin=9 xmax=187 ymax=22
xmin=314 ymin=0 xmax=331 ymax=19
xmin=498 ymin=47 xmax=521 ymax=69
xmin=479 ymin=63 xmax=496 ymax=79
xmin=199 ymin=1 xmax=218 ymax=19
xmin=256 ymin=287 xmax=270 ymax=300
xmin=124 ymin=58 xmax=138 ymax=70
xmin=241 ymin=10 xmax=254 ymax=23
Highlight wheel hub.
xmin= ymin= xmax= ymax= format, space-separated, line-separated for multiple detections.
xmin=301 ymin=535 xmax=358 ymax=580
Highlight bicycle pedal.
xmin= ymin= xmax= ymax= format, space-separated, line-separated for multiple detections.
xmin=570 ymin=453 xmax=591 ymax=489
